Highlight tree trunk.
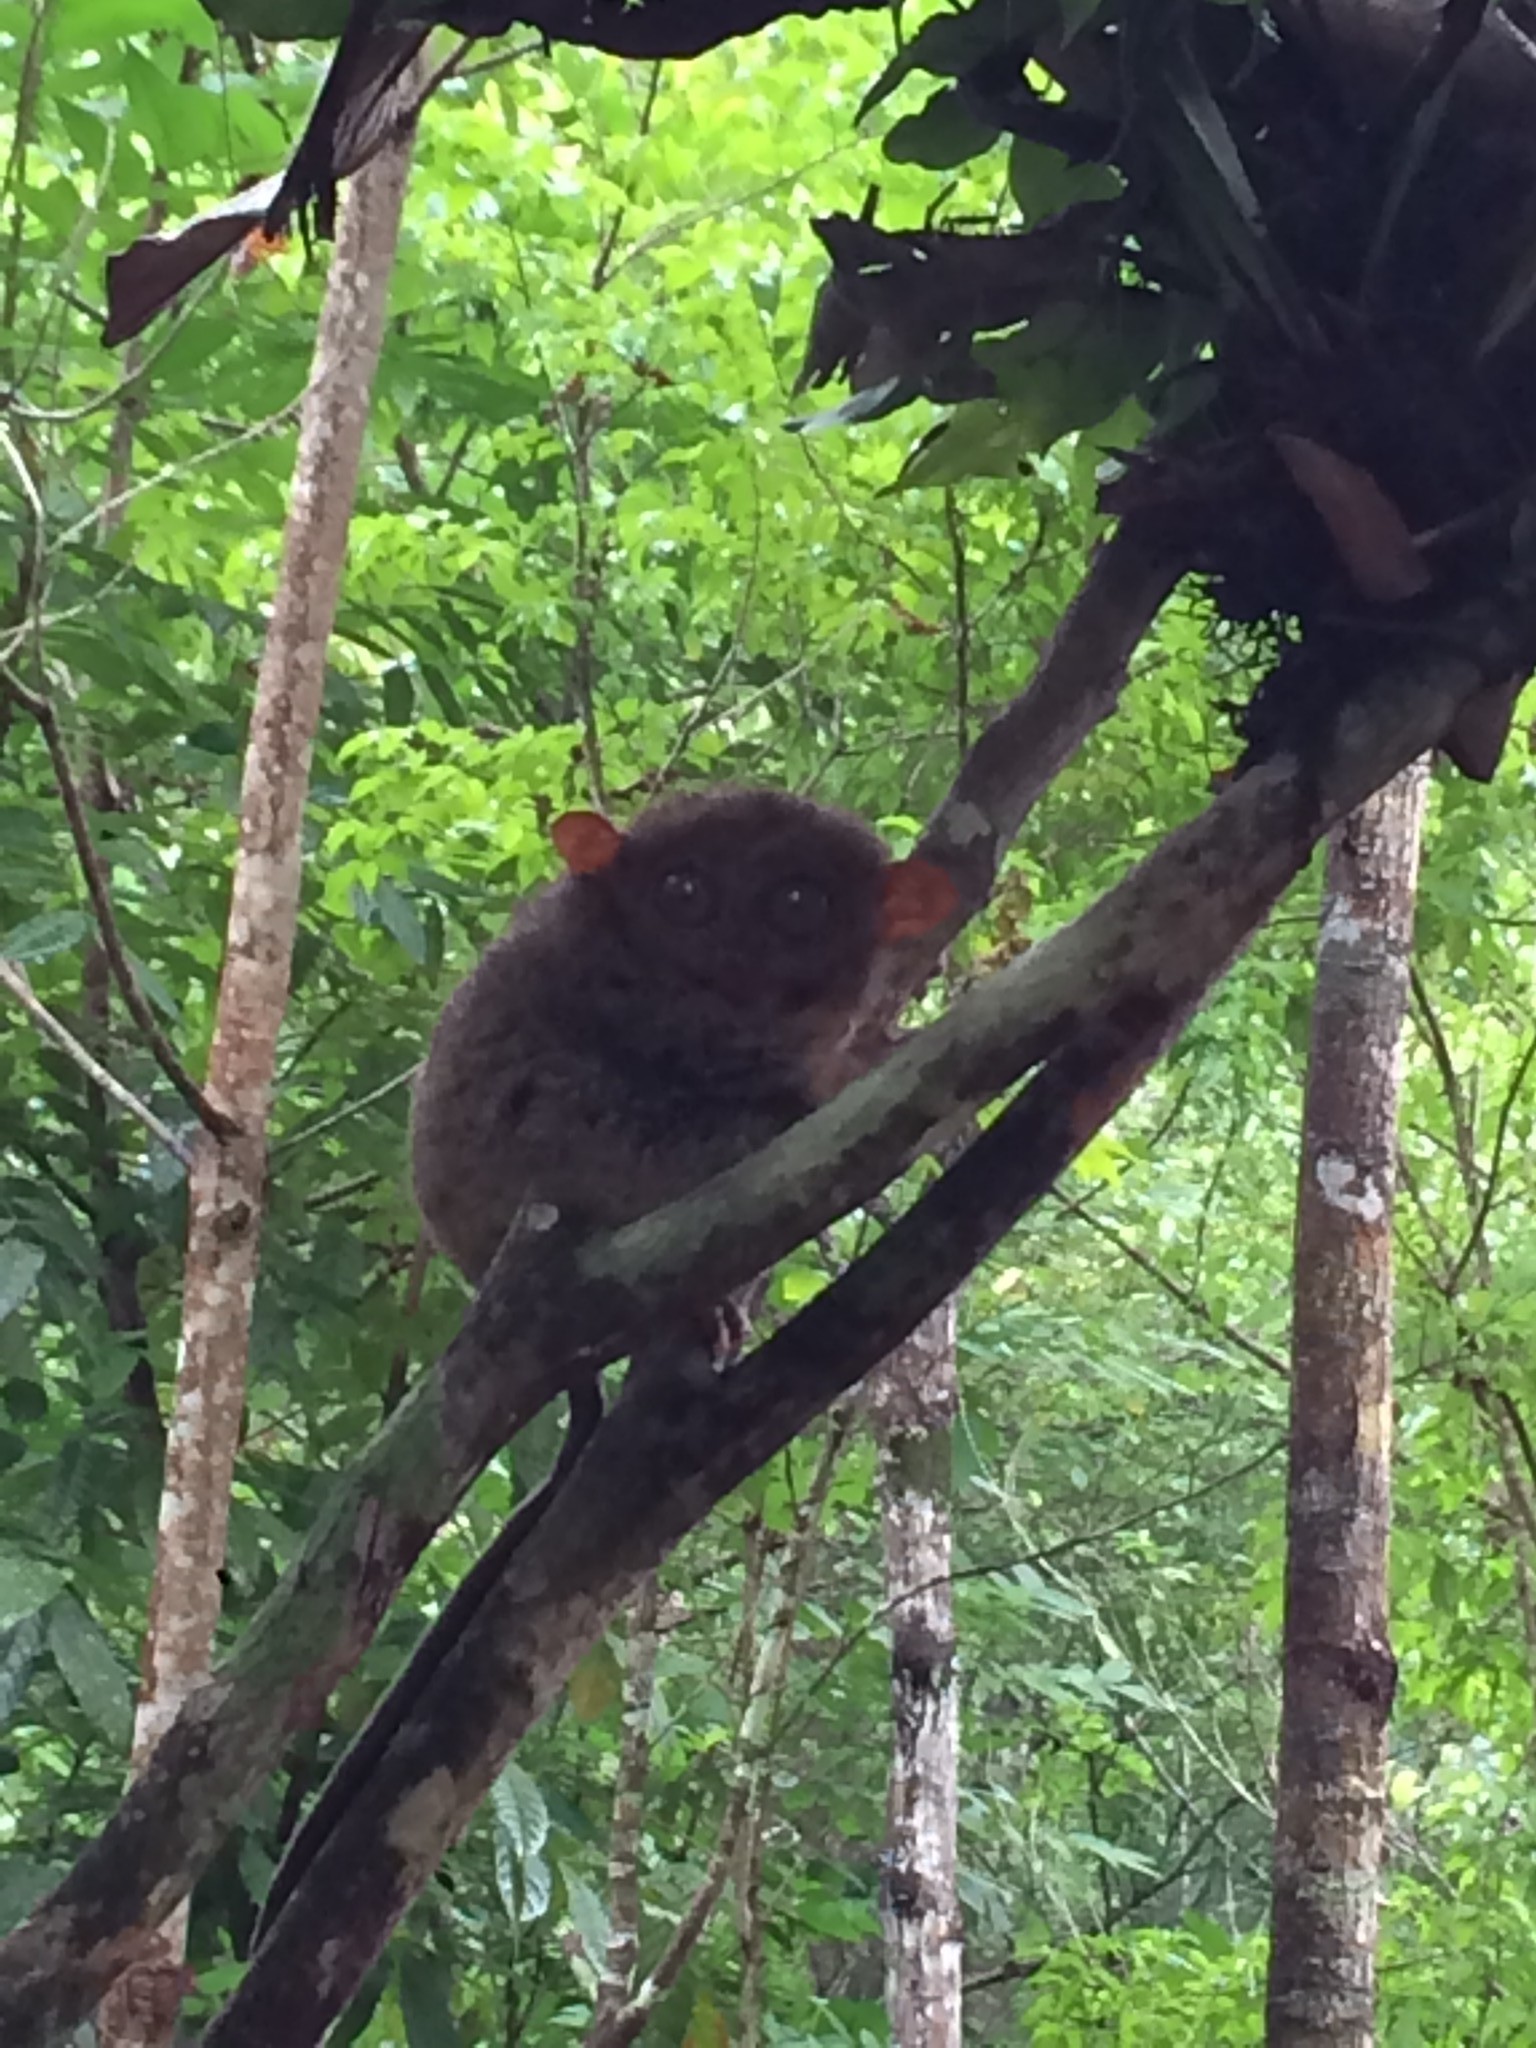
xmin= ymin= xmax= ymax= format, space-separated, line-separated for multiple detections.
xmin=94 ymin=117 xmax=418 ymax=2048
xmin=1266 ymin=759 xmax=1430 ymax=2048
xmin=589 ymin=1573 xmax=662 ymax=2034
xmin=868 ymin=1300 xmax=964 ymax=2048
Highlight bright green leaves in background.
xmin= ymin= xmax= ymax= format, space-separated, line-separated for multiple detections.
xmin=2 ymin=1 xmax=1536 ymax=2041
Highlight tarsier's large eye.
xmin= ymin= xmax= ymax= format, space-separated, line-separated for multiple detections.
xmin=766 ymin=876 xmax=832 ymax=937
xmin=656 ymin=864 xmax=714 ymax=925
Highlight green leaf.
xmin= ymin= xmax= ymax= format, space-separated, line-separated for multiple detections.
xmin=858 ymin=0 xmax=1057 ymax=119
xmin=0 ymin=909 xmax=89 ymax=963
xmin=1 ymin=1380 xmax=47 ymax=1426
xmin=47 ymin=1596 xmax=133 ymax=1748
xmin=396 ymin=1948 xmax=460 ymax=2048
xmin=374 ymin=878 xmax=428 ymax=964
xmin=490 ymin=1760 xmax=550 ymax=1862
xmin=1065 ymin=1829 xmax=1158 ymax=1874
xmin=124 ymin=950 xmax=182 ymax=1024
xmin=418 ymin=664 xmax=469 ymax=726
xmin=561 ymin=1866 xmax=610 ymax=1972
xmin=491 ymin=1760 xmax=552 ymax=1927
xmin=892 ymin=402 xmax=1034 ymax=490
xmin=884 ymin=86 xmax=999 ymax=171
xmin=0 ymin=1613 xmax=46 ymax=1722
xmin=383 ymin=667 xmax=417 ymax=726
xmin=0 ymin=1555 xmax=65 ymax=1633
xmin=566 ymin=1635 xmax=621 ymax=1722
xmin=53 ymin=0 xmax=215 ymax=51
xmin=0 ymin=1243 xmax=45 ymax=1323
xmin=1008 ymin=137 xmax=1123 ymax=226
xmin=118 ymin=48 xmax=226 ymax=170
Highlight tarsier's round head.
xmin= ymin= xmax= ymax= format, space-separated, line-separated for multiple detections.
xmin=552 ymin=786 xmax=956 ymax=1020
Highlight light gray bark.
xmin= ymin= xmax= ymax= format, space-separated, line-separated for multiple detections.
xmin=869 ymin=1302 xmax=964 ymax=2048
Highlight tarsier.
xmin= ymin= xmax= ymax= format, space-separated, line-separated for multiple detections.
xmin=257 ymin=786 xmax=955 ymax=1940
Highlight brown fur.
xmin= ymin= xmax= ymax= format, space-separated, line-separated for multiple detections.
xmin=411 ymin=787 xmax=905 ymax=1278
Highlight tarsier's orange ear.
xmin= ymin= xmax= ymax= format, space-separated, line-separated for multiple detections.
xmin=881 ymin=857 xmax=959 ymax=940
xmin=551 ymin=811 xmax=624 ymax=874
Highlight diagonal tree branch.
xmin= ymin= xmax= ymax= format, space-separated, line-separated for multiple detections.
xmin=2 ymin=672 xmax=235 ymax=1138
xmin=0 ymin=959 xmax=193 ymax=1165
xmin=211 ymin=1015 xmax=1168 ymax=2048
xmin=0 ymin=513 xmax=1184 ymax=2043
xmin=0 ymin=551 xmax=1512 ymax=2048
xmin=198 ymin=619 xmax=1518 ymax=2046
xmin=849 ymin=518 xmax=1184 ymax=1053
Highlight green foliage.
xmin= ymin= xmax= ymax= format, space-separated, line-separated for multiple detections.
xmin=2 ymin=1 xmax=1536 ymax=2042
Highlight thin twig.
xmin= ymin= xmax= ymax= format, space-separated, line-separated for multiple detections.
xmin=0 ymin=421 xmax=44 ymax=524
xmin=1394 ymin=1142 xmax=1458 ymax=1285
xmin=585 ymin=1413 xmax=852 ymax=2048
xmin=53 ymin=403 xmax=301 ymax=550
xmin=1051 ymin=1187 xmax=1288 ymax=1376
xmin=1448 ymin=1026 xmax=1536 ymax=1295
xmin=0 ymin=959 xmax=192 ymax=1165
xmin=589 ymin=61 xmax=662 ymax=293
xmin=789 ymin=1436 xmax=1287 ymax=1728
xmin=270 ymin=1062 xmax=420 ymax=1156
xmin=1409 ymin=964 xmax=1482 ymax=1212
xmin=4 ymin=673 xmax=235 ymax=1136
xmin=944 ymin=486 xmax=972 ymax=760
xmin=436 ymin=34 xmax=542 ymax=90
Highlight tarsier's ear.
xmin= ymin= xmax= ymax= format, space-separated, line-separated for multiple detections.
xmin=551 ymin=811 xmax=624 ymax=874
xmin=880 ymin=857 xmax=959 ymax=940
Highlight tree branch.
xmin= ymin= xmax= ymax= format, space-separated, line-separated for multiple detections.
xmin=212 ymin=1018 xmax=1163 ymax=2048
xmin=0 ymin=553 xmax=1510 ymax=2048
xmin=846 ymin=517 xmax=1184 ymax=1058
xmin=0 ymin=959 xmax=192 ymax=1166
xmin=3 ymin=674 xmax=234 ymax=1138
xmin=1446 ymin=1025 xmax=1536 ymax=1295
xmin=1050 ymin=1189 xmax=1288 ymax=1376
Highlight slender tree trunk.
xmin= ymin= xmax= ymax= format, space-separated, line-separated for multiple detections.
xmin=1266 ymin=759 xmax=1430 ymax=2048
xmin=590 ymin=1573 xmax=662 ymax=2032
xmin=868 ymin=1300 xmax=964 ymax=2048
xmin=95 ymin=120 xmax=418 ymax=2048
